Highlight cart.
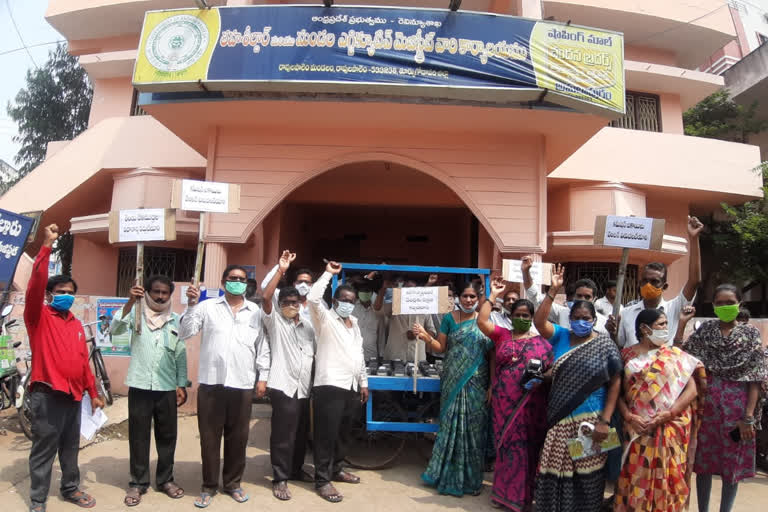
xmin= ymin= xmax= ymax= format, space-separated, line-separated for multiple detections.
xmin=331 ymin=263 xmax=491 ymax=469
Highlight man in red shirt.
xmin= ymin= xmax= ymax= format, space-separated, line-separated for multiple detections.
xmin=25 ymin=224 xmax=104 ymax=512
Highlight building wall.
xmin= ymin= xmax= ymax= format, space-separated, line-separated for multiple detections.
xmin=88 ymin=77 xmax=134 ymax=127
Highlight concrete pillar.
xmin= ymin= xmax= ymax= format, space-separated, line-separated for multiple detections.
xmin=517 ymin=0 xmax=543 ymax=19
xmin=203 ymin=242 xmax=228 ymax=291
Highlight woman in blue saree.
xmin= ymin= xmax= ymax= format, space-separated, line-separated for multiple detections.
xmin=413 ymin=281 xmax=494 ymax=496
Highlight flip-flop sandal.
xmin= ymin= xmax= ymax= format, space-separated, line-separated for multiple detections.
xmin=332 ymin=471 xmax=360 ymax=484
xmin=272 ymin=481 xmax=291 ymax=501
xmin=61 ymin=490 xmax=96 ymax=509
xmin=223 ymin=488 xmax=249 ymax=503
xmin=317 ymin=483 xmax=343 ymax=503
xmin=159 ymin=481 xmax=184 ymax=499
xmin=193 ymin=493 xmax=213 ymax=509
xmin=29 ymin=505 xmax=45 ymax=512
xmin=123 ymin=487 xmax=145 ymax=507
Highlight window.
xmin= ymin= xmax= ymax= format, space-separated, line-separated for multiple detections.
xmin=563 ymin=262 xmax=639 ymax=304
xmin=129 ymin=89 xmax=148 ymax=116
xmin=758 ymin=33 xmax=768 ymax=45
xmin=116 ymin=246 xmax=199 ymax=296
xmin=609 ymin=92 xmax=661 ymax=132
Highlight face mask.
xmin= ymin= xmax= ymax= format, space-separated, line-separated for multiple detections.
xmin=281 ymin=306 xmax=299 ymax=319
xmin=358 ymin=291 xmax=373 ymax=303
xmin=459 ymin=302 xmax=477 ymax=314
xmin=50 ymin=294 xmax=74 ymax=312
xmin=335 ymin=301 xmax=355 ymax=318
xmin=648 ymin=329 xmax=669 ymax=346
xmin=295 ymin=282 xmax=311 ymax=296
xmin=640 ymin=282 xmax=664 ymax=300
xmin=512 ymin=317 xmax=532 ymax=333
xmin=570 ymin=319 xmax=594 ymax=337
xmin=566 ymin=301 xmax=574 ymax=309
xmin=714 ymin=304 xmax=740 ymax=323
xmin=225 ymin=281 xmax=247 ymax=296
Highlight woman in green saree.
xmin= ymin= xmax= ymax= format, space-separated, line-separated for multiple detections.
xmin=413 ymin=281 xmax=494 ymax=496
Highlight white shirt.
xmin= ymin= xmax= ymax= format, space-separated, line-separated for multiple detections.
xmin=180 ymin=296 xmax=262 ymax=389
xmin=617 ymin=290 xmax=694 ymax=348
xmin=256 ymin=309 xmax=315 ymax=399
xmin=526 ymin=285 xmax=608 ymax=334
xmin=308 ymin=271 xmax=368 ymax=391
xmin=261 ymin=264 xmax=317 ymax=327
xmin=595 ymin=296 xmax=622 ymax=317
xmin=352 ymin=296 xmax=382 ymax=361
xmin=377 ymin=302 xmax=435 ymax=362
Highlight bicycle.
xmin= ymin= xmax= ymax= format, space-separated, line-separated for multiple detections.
xmin=82 ymin=319 xmax=114 ymax=406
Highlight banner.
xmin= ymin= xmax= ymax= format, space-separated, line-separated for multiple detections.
xmin=0 ymin=209 xmax=35 ymax=291
xmin=133 ymin=5 xmax=625 ymax=114
xmin=96 ymin=298 xmax=131 ymax=356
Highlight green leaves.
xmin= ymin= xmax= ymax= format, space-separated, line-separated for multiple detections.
xmin=683 ymin=90 xmax=767 ymax=144
xmin=5 ymin=43 xmax=92 ymax=184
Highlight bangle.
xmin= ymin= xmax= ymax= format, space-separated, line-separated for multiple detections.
xmin=547 ymin=293 xmax=556 ymax=301
xmin=597 ymin=417 xmax=610 ymax=425
xmin=743 ymin=416 xmax=757 ymax=426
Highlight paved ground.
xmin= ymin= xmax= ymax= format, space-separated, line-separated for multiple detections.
xmin=1 ymin=400 xmax=767 ymax=512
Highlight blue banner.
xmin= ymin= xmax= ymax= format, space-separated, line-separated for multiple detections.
xmin=0 ymin=209 xmax=35 ymax=290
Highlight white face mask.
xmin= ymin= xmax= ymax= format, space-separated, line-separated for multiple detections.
xmin=649 ymin=329 xmax=669 ymax=346
xmin=295 ymin=282 xmax=311 ymax=296
xmin=335 ymin=301 xmax=355 ymax=318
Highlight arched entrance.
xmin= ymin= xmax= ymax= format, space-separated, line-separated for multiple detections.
xmin=274 ymin=160 xmax=478 ymax=268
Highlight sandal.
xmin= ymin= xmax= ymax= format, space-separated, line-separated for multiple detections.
xmin=272 ymin=481 xmax=291 ymax=501
xmin=159 ymin=481 xmax=184 ymax=499
xmin=194 ymin=492 xmax=213 ymax=509
xmin=317 ymin=483 xmax=343 ymax=503
xmin=332 ymin=470 xmax=360 ymax=484
xmin=29 ymin=505 xmax=45 ymax=512
xmin=61 ymin=490 xmax=95 ymax=509
xmin=123 ymin=487 xmax=145 ymax=507
xmin=223 ymin=487 xmax=249 ymax=503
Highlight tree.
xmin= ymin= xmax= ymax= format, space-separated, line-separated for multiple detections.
xmin=6 ymin=42 xmax=92 ymax=178
xmin=683 ymin=89 xmax=767 ymax=143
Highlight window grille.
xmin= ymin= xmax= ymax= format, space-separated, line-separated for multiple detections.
xmin=116 ymin=247 xmax=199 ymax=296
xmin=609 ymin=92 xmax=660 ymax=132
xmin=563 ymin=262 xmax=639 ymax=304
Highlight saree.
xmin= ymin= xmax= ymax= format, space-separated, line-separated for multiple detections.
xmin=489 ymin=326 xmax=553 ymax=511
xmin=535 ymin=326 xmax=623 ymax=512
xmin=422 ymin=315 xmax=493 ymax=496
xmin=614 ymin=346 xmax=702 ymax=512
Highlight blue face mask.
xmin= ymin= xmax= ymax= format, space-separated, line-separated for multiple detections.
xmin=50 ymin=294 xmax=75 ymax=312
xmin=570 ymin=319 xmax=594 ymax=337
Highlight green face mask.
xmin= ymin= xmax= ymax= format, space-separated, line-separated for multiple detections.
xmin=358 ymin=291 xmax=373 ymax=303
xmin=512 ymin=317 xmax=532 ymax=333
xmin=714 ymin=304 xmax=740 ymax=323
xmin=225 ymin=281 xmax=247 ymax=296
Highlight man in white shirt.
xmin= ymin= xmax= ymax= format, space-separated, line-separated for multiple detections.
xmin=610 ymin=216 xmax=703 ymax=348
xmin=350 ymin=278 xmax=382 ymax=360
xmin=181 ymin=265 xmax=262 ymax=508
xmin=256 ymin=251 xmax=315 ymax=501
xmin=594 ymin=280 xmax=621 ymax=317
xmin=261 ymin=262 xmax=316 ymax=326
xmin=373 ymin=277 xmax=436 ymax=363
xmin=308 ymin=261 xmax=368 ymax=503
xmin=522 ymin=256 xmax=609 ymax=334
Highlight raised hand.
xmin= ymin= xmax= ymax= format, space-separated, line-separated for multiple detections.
xmin=43 ymin=224 xmax=59 ymax=248
xmin=326 ymin=261 xmax=342 ymax=275
xmin=550 ymin=263 xmax=565 ymax=292
xmin=489 ymin=276 xmax=506 ymax=299
xmin=687 ymin=215 xmax=704 ymax=238
xmin=521 ymin=255 xmax=533 ymax=273
xmin=679 ymin=305 xmax=696 ymax=325
xmin=128 ymin=283 xmax=145 ymax=301
xmin=278 ymin=250 xmax=296 ymax=274
xmin=426 ymin=274 xmax=439 ymax=286
xmin=186 ymin=284 xmax=200 ymax=306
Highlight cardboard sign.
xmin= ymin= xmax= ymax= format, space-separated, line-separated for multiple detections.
xmin=108 ymin=209 xmax=176 ymax=243
xmin=502 ymin=259 xmax=553 ymax=286
xmin=19 ymin=210 xmax=43 ymax=245
xmin=171 ymin=179 xmax=240 ymax=213
xmin=0 ymin=208 xmax=35 ymax=289
xmin=392 ymin=286 xmax=452 ymax=315
xmin=594 ymin=215 xmax=665 ymax=250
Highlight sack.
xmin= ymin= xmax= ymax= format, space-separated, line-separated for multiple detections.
xmin=567 ymin=421 xmax=621 ymax=460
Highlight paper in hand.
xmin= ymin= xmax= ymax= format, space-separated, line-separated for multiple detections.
xmin=80 ymin=392 xmax=108 ymax=441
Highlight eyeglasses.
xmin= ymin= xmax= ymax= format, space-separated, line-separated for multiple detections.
xmin=226 ymin=277 xmax=248 ymax=283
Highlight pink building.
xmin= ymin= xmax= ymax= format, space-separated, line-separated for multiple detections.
xmin=0 ymin=1 xmax=763 ymax=403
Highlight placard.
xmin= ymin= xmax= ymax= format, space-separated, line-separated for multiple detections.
xmin=108 ymin=209 xmax=176 ymax=243
xmin=95 ymin=298 xmax=130 ymax=356
xmin=594 ymin=216 xmax=665 ymax=251
xmin=172 ymin=179 xmax=240 ymax=213
xmin=0 ymin=208 xmax=35 ymax=290
xmin=502 ymin=259 xmax=553 ymax=286
xmin=392 ymin=286 xmax=452 ymax=315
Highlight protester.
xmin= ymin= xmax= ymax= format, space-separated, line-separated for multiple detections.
xmin=261 ymin=263 xmax=316 ymax=325
xmin=24 ymin=224 xmax=104 ymax=512
xmin=614 ymin=309 xmax=701 ymax=511
xmin=374 ymin=277 xmax=436 ymax=362
xmin=477 ymin=277 xmax=553 ymax=511
xmin=532 ymin=264 xmax=623 ymax=512
xmin=307 ymin=261 xmax=368 ymax=503
xmin=111 ymin=275 xmax=187 ymax=506
xmin=351 ymin=276 xmax=382 ymax=360
xmin=680 ymin=284 xmax=767 ymax=512
xmin=413 ymin=281 xmax=493 ymax=497
xmin=609 ymin=216 xmax=703 ymax=347
xmin=595 ymin=280 xmax=620 ymax=317
xmin=523 ymin=256 xmax=609 ymax=334
xmin=181 ymin=265 xmax=262 ymax=508
xmin=491 ymin=286 xmax=519 ymax=331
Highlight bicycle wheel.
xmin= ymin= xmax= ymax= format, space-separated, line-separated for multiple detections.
xmin=92 ymin=350 xmax=113 ymax=405
xmin=344 ymin=398 xmax=407 ymax=470
xmin=18 ymin=374 xmax=33 ymax=440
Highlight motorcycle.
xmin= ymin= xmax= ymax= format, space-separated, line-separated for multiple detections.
xmin=0 ymin=304 xmax=32 ymax=438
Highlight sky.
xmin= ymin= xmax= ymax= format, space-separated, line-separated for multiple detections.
xmin=0 ymin=0 xmax=64 ymax=168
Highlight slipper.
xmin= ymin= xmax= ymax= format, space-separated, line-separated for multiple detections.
xmin=317 ymin=483 xmax=343 ymax=503
xmin=123 ymin=487 xmax=145 ymax=507
xmin=332 ymin=471 xmax=360 ymax=484
xmin=223 ymin=487 xmax=249 ymax=503
xmin=193 ymin=492 xmax=213 ymax=509
xmin=272 ymin=481 xmax=291 ymax=501
xmin=29 ymin=505 xmax=45 ymax=512
xmin=61 ymin=490 xmax=95 ymax=509
xmin=159 ymin=481 xmax=184 ymax=499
